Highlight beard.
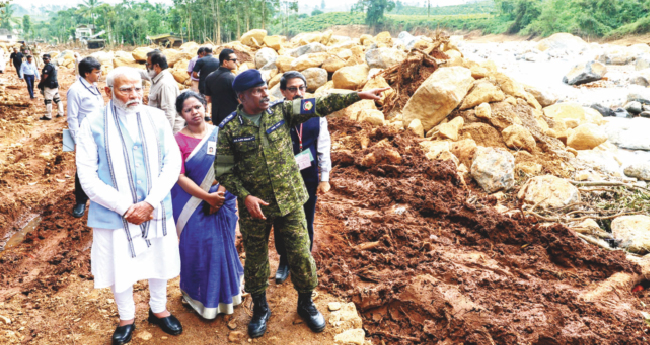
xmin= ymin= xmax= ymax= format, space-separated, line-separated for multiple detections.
xmin=112 ymin=90 xmax=142 ymax=114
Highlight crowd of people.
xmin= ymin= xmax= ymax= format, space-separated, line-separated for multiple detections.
xmin=22 ymin=47 xmax=387 ymax=344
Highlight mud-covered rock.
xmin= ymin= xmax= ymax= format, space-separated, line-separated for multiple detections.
xmin=275 ymin=55 xmax=295 ymax=73
xmin=302 ymin=67 xmax=328 ymax=92
xmin=358 ymin=109 xmax=385 ymax=126
xmin=332 ymin=64 xmax=370 ymax=90
xmin=524 ymin=86 xmax=557 ymax=107
xmin=459 ymin=81 xmax=505 ymax=110
xmin=365 ymin=47 xmax=407 ymax=69
xmin=263 ymin=35 xmax=284 ymax=51
xmin=334 ymin=329 xmax=365 ymax=345
xmin=437 ymin=117 xmax=464 ymax=141
xmin=518 ymin=175 xmax=580 ymax=208
xmin=611 ymin=215 xmax=650 ymax=254
xmin=362 ymin=76 xmax=394 ymax=106
xmin=132 ymin=47 xmax=153 ymax=61
xmin=502 ymin=124 xmax=536 ymax=152
xmin=402 ymin=67 xmax=474 ymax=132
xmin=254 ymin=47 xmax=278 ymax=69
xmin=290 ymin=52 xmax=329 ymax=72
xmin=471 ymin=147 xmax=515 ymax=193
xmin=567 ymin=123 xmax=607 ymax=150
xmin=475 ymin=102 xmax=492 ymax=119
xmin=408 ymin=118 xmax=425 ymax=138
xmin=322 ymin=55 xmax=347 ymax=73
xmin=240 ymin=29 xmax=267 ymax=47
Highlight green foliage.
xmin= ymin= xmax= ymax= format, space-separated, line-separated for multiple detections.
xmin=353 ymin=0 xmax=396 ymax=27
xmin=311 ymin=9 xmax=323 ymax=16
xmin=21 ymin=14 xmax=30 ymax=38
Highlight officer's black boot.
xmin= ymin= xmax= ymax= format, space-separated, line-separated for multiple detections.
xmin=248 ymin=292 xmax=271 ymax=338
xmin=297 ymin=292 xmax=326 ymax=332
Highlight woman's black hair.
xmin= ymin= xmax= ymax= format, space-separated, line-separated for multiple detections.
xmin=175 ymin=91 xmax=207 ymax=114
xmin=79 ymin=57 xmax=102 ymax=79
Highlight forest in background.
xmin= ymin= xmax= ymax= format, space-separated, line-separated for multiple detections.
xmin=1 ymin=0 xmax=650 ymax=46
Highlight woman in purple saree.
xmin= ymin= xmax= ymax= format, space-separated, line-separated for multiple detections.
xmin=171 ymin=92 xmax=243 ymax=319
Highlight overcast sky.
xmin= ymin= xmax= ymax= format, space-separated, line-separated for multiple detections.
xmin=18 ymin=0 xmax=472 ymax=8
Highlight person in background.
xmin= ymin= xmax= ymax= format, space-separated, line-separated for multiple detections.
xmin=187 ymin=47 xmax=206 ymax=93
xmin=192 ymin=46 xmax=220 ymax=121
xmin=139 ymin=50 xmax=183 ymax=133
xmin=76 ymin=67 xmax=183 ymax=345
xmin=273 ymin=71 xmax=331 ymax=285
xmin=67 ymin=57 xmax=104 ymax=218
xmin=38 ymin=54 xmax=64 ymax=121
xmin=19 ymin=55 xmax=39 ymax=100
xmin=9 ymin=48 xmax=24 ymax=77
xmin=171 ymin=91 xmax=244 ymax=320
xmin=204 ymin=48 xmax=239 ymax=125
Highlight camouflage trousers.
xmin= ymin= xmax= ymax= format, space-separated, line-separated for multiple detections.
xmin=239 ymin=204 xmax=318 ymax=296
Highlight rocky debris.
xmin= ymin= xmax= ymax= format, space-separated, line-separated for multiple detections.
xmin=132 ymin=47 xmax=154 ymax=61
xmin=471 ymin=147 xmax=515 ymax=193
xmin=637 ymin=54 xmax=650 ymax=71
xmin=459 ymin=80 xmax=505 ymax=110
xmin=408 ymin=118 xmax=425 ymax=138
xmin=518 ymin=175 xmax=580 ymax=208
xmin=611 ymin=215 xmax=650 ymax=254
xmin=629 ymin=69 xmax=650 ymax=86
xmin=322 ymin=55 xmax=347 ymax=73
xmin=627 ymin=90 xmax=650 ymax=105
xmin=524 ymin=86 xmax=557 ymax=107
xmin=623 ymin=101 xmax=643 ymax=115
xmin=334 ymin=329 xmax=366 ymax=345
xmin=437 ymin=117 xmax=464 ymax=141
xmin=567 ymin=123 xmax=607 ymax=150
xmin=328 ymin=302 xmax=342 ymax=311
xmin=228 ymin=331 xmax=243 ymax=342
xmin=360 ymin=148 xmax=401 ymax=167
xmin=563 ymin=60 xmax=607 ymax=85
xmin=358 ymin=109 xmax=385 ymax=126
xmin=240 ymin=29 xmax=267 ymax=47
xmin=365 ymin=48 xmax=407 ymax=69
xmin=287 ymin=42 xmax=328 ymax=58
xmin=275 ymin=55 xmax=295 ymax=73
xmin=332 ymin=65 xmax=369 ymax=90
xmin=290 ymin=52 xmax=329 ymax=71
xmin=591 ymin=103 xmax=616 ymax=117
xmin=0 ymin=314 xmax=10 ymax=325
xmin=420 ymin=141 xmax=459 ymax=166
xmin=475 ymin=102 xmax=492 ymax=119
xmin=136 ymin=331 xmax=153 ymax=341
xmin=362 ymin=76 xmax=394 ymax=107
xmin=502 ymin=124 xmax=536 ymax=152
xmin=613 ymin=108 xmax=630 ymax=118
xmin=402 ymin=67 xmax=474 ymax=132
xmin=302 ymin=68 xmax=328 ymax=92
xmin=328 ymin=302 xmax=363 ymax=333
xmin=604 ymin=117 xmax=650 ymax=151
xmin=254 ymin=47 xmax=278 ymax=69
xmin=114 ymin=51 xmax=136 ymax=67
xmin=624 ymin=162 xmax=650 ymax=180
xmin=537 ymin=33 xmax=588 ymax=53
xmin=330 ymin=99 xmax=376 ymax=120
xmin=543 ymin=102 xmax=587 ymax=126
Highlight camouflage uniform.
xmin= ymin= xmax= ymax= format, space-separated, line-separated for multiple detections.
xmin=215 ymin=92 xmax=361 ymax=295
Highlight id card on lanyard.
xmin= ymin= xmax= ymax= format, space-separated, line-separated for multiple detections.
xmin=295 ymin=123 xmax=314 ymax=170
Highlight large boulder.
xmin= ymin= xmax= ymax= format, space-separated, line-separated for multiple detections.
xmin=358 ymin=109 xmax=385 ymax=126
xmin=627 ymin=89 xmax=650 ymax=105
xmin=408 ymin=118 xmax=425 ymax=138
xmin=567 ymin=123 xmax=607 ymax=150
xmin=113 ymin=51 xmax=136 ymax=67
xmin=290 ymin=52 xmax=329 ymax=72
xmin=629 ymin=69 xmax=650 ymax=87
xmin=537 ymin=33 xmax=587 ymax=52
xmin=302 ymin=68 xmax=328 ymax=92
xmin=524 ymin=86 xmax=557 ymax=107
xmin=459 ymin=81 xmax=505 ymax=110
xmin=603 ymin=117 xmax=650 ymax=151
xmin=624 ymin=162 xmax=650 ymax=180
xmin=502 ymin=124 xmax=536 ymax=152
xmin=255 ymin=47 xmax=278 ymax=69
xmin=330 ymin=98 xmax=376 ymax=120
xmin=263 ymin=35 xmax=284 ymax=51
xmin=419 ymin=141 xmax=458 ymax=163
xmin=90 ymin=51 xmax=114 ymax=66
xmin=287 ymin=42 xmax=328 ymax=58
xmin=132 ymin=47 xmax=154 ymax=62
xmin=470 ymin=147 xmax=515 ymax=193
xmin=402 ymin=67 xmax=474 ymax=132
xmin=365 ymin=48 xmax=407 ymax=69
xmin=322 ymin=55 xmax=347 ymax=73
xmin=275 ymin=55 xmax=295 ymax=73
xmin=543 ymin=102 xmax=586 ymax=125
xmin=437 ymin=117 xmax=464 ymax=141
xmin=162 ymin=49 xmax=193 ymax=67
xmin=611 ymin=216 xmax=650 ymax=254
xmin=362 ymin=76 xmax=394 ymax=107
xmin=240 ymin=29 xmax=267 ymax=47
xmin=395 ymin=31 xmax=419 ymax=50
xmin=636 ymin=54 xmax=650 ymax=71
xmin=332 ymin=64 xmax=370 ymax=90
xmin=517 ymin=175 xmax=581 ymax=208
xmin=563 ymin=60 xmax=607 ymax=85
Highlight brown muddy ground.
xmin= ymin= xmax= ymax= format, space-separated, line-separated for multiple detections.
xmin=319 ymin=118 xmax=650 ymax=344
xmin=0 ymin=61 xmax=649 ymax=345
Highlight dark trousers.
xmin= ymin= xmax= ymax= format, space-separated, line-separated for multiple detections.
xmin=14 ymin=63 xmax=21 ymax=76
xmin=275 ymin=191 xmax=317 ymax=265
xmin=74 ymin=171 xmax=89 ymax=205
xmin=24 ymin=75 xmax=34 ymax=98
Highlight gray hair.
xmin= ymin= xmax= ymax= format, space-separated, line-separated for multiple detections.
xmin=106 ymin=67 xmax=142 ymax=88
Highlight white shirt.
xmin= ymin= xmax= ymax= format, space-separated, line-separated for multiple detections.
xmin=67 ymin=77 xmax=105 ymax=143
xmin=19 ymin=61 xmax=40 ymax=79
xmin=76 ymin=105 xmax=182 ymax=217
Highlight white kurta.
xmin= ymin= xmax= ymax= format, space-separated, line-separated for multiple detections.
xmin=76 ymin=105 xmax=182 ymax=294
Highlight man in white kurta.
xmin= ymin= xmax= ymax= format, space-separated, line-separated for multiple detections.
xmin=76 ymin=67 xmax=183 ymax=345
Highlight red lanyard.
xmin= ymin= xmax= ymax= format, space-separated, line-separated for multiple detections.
xmin=296 ymin=124 xmax=303 ymax=151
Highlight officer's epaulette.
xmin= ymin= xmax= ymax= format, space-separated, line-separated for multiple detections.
xmin=218 ymin=111 xmax=238 ymax=129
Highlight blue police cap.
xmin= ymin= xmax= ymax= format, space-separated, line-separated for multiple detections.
xmin=232 ymin=69 xmax=266 ymax=93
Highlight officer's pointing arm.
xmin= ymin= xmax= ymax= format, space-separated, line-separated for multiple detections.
xmin=284 ymin=88 xmax=390 ymax=127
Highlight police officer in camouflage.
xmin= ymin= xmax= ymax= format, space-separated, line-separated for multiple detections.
xmin=214 ymin=69 xmax=387 ymax=338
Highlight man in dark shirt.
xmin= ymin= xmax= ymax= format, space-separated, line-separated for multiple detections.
xmin=38 ymin=54 xmax=63 ymax=120
xmin=9 ymin=48 xmax=24 ymax=76
xmin=204 ymin=48 xmax=240 ymax=125
xmin=192 ymin=46 xmax=220 ymax=96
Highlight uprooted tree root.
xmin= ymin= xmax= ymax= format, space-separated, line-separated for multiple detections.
xmin=317 ymin=117 xmax=649 ymax=344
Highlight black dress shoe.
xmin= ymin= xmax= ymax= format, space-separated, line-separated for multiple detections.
xmin=72 ymin=204 xmax=86 ymax=218
xmin=297 ymin=292 xmax=326 ymax=333
xmin=275 ymin=262 xmax=290 ymax=285
xmin=147 ymin=309 xmax=182 ymax=335
xmin=112 ymin=322 xmax=135 ymax=345
xmin=248 ymin=292 xmax=271 ymax=338
xmin=39 ymin=116 xmax=51 ymax=121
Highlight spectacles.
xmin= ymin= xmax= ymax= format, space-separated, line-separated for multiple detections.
xmin=227 ymin=58 xmax=238 ymax=62
xmin=110 ymin=86 xmax=143 ymax=94
xmin=287 ymin=86 xmax=307 ymax=92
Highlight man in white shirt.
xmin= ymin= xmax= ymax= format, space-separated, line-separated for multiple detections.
xmin=19 ymin=55 xmax=39 ymax=100
xmin=273 ymin=71 xmax=332 ymax=284
xmin=76 ymin=67 xmax=183 ymax=345
xmin=139 ymin=50 xmax=183 ymax=133
xmin=67 ymin=56 xmax=105 ymax=218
